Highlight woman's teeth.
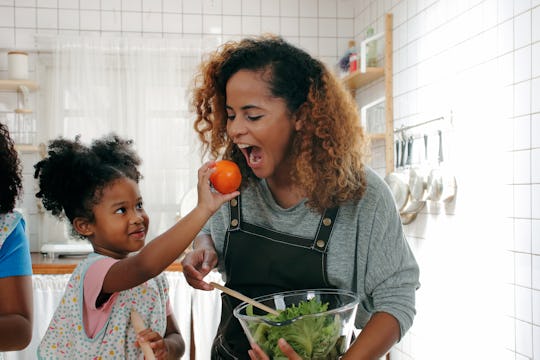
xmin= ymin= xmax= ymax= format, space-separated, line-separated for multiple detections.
xmin=249 ymin=147 xmax=262 ymax=164
xmin=237 ymin=143 xmax=261 ymax=165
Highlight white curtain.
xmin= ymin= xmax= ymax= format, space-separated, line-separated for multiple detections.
xmin=192 ymin=271 xmax=224 ymax=360
xmin=165 ymin=271 xmax=193 ymax=357
xmin=36 ymin=36 xmax=208 ymax=239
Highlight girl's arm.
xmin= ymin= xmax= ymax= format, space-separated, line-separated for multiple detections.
xmin=102 ymin=162 xmax=238 ymax=294
xmin=0 ymin=275 xmax=33 ymax=351
xmin=162 ymin=315 xmax=184 ymax=359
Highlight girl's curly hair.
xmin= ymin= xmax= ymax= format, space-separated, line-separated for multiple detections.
xmin=34 ymin=134 xmax=142 ymax=237
xmin=191 ymin=34 xmax=368 ymax=213
xmin=0 ymin=123 xmax=23 ymax=214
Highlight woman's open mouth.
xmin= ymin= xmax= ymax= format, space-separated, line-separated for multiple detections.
xmin=238 ymin=143 xmax=262 ymax=166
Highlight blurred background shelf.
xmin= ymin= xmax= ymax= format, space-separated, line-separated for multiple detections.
xmin=0 ymin=79 xmax=39 ymax=91
xmin=343 ymin=13 xmax=393 ymax=175
xmin=342 ymin=67 xmax=384 ymax=89
xmin=15 ymin=144 xmax=39 ymax=152
xmin=368 ymin=133 xmax=386 ymax=141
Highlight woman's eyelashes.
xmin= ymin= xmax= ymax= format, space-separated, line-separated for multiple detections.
xmin=226 ymin=112 xmax=263 ymax=121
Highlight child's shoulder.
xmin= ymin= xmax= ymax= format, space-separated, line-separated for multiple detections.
xmin=0 ymin=211 xmax=23 ymax=245
xmin=69 ymin=253 xmax=109 ymax=278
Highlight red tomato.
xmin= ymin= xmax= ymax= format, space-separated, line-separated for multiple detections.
xmin=210 ymin=160 xmax=242 ymax=194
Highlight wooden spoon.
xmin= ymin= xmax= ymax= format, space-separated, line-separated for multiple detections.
xmin=131 ymin=309 xmax=156 ymax=360
xmin=210 ymin=282 xmax=279 ymax=316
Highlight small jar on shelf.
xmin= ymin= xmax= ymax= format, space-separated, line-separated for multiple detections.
xmin=366 ymin=28 xmax=378 ymax=67
xmin=348 ymin=40 xmax=358 ymax=73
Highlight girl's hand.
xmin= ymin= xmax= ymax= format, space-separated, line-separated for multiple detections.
xmin=248 ymin=339 xmax=302 ymax=360
xmin=135 ymin=328 xmax=168 ymax=360
xmin=197 ymin=161 xmax=239 ymax=215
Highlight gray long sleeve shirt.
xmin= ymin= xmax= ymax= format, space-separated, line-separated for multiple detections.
xmin=202 ymin=166 xmax=420 ymax=338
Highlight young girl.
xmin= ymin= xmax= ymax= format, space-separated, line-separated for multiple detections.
xmin=35 ymin=134 xmax=238 ymax=360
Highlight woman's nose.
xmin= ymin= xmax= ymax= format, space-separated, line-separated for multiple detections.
xmin=227 ymin=118 xmax=247 ymax=139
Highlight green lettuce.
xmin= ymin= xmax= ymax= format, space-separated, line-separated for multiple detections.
xmin=246 ymin=298 xmax=344 ymax=359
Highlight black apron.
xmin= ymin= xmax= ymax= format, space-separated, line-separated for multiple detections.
xmin=211 ymin=195 xmax=339 ymax=360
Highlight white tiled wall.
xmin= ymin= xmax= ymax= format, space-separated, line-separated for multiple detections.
xmin=0 ymin=0 xmax=355 ymax=252
xmin=0 ymin=0 xmax=355 ymax=66
xmin=353 ymin=0 xmax=540 ymax=359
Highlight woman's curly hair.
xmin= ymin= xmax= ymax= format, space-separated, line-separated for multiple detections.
xmin=191 ymin=34 xmax=368 ymax=213
xmin=34 ymin=134 xmax=142 ymax=238
xmin=0 ymin=123 xmax=23 ymax=214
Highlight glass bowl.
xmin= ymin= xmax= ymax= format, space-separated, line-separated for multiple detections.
xmin=233 ymin=288 xmax=359 ymax=359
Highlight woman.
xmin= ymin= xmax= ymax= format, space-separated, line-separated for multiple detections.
xmin=182 ymin=35 xmax=420 ymax=359
xmin=0 ymin=122 xmax=33 ymax=355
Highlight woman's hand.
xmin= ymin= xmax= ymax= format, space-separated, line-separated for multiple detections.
xmin=181 ymin=242 xmax=217 ymax=291
xmin=135 ymin=328 xmax=169 ymax=359
xmin=248 ymin=339 xmax=302 ymax=360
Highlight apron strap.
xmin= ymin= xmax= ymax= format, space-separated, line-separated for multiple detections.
xmin=312 ymin=206 xmax=339 ymax=253
xmin=228 ymin=196 xmax=241 ymax=231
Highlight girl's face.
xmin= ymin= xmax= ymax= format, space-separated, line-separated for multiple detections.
xmin=226 ymin=69 xmax=301 ymax=182
xmin=82 ymin=177 xmax=149 ymax=259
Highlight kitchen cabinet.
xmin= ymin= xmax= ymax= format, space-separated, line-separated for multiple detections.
xmin=0 ymin=79 xmax=39 ymax=152
xmin=343 ymin=13 xmax=394 ymax=175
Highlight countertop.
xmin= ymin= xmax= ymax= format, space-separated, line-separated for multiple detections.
xmin=31 ymin=252 xmax=183 ymax=274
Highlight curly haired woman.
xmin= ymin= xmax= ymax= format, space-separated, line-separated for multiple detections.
xmin=0 ymin=122 xmax=33 ymax=355
xmin=181 ymin=35 xmax=420 ymax=360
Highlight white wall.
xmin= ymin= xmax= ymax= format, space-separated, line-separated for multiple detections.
xmin=354 ymin=0 xmax=540 ymax=359
xmin=0 ymin=0 xmax=355 ymax=65
xmin=0 ymin=0 xmax=356 ymax=251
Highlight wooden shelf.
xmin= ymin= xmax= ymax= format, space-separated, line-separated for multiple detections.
xmin=368 ymin=133 xmax=386 ymax=141
xmin=343 ymin=13 xmax=393 ymax=175
xmin=0 ymin=79 xmax=39 ymax=91
xmin=14 ymin=108 xmax=33 ymax=114
xmin=15 ymin=144 xmax=39 ymax=153
xmin=342 ymin=67 xmax=384 ymax=90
